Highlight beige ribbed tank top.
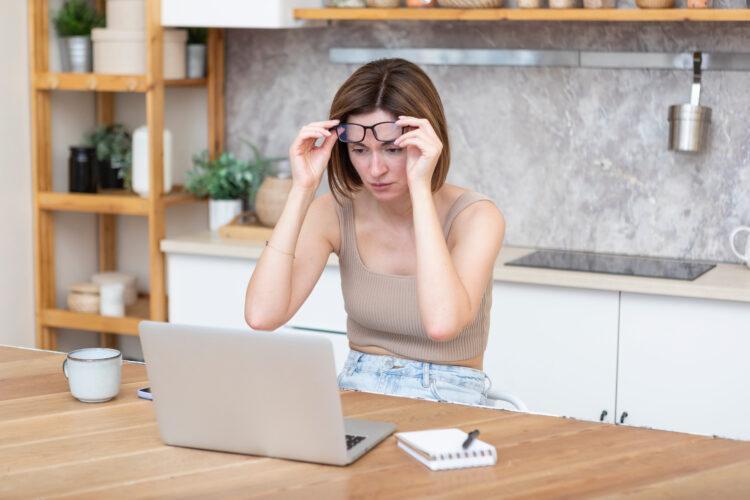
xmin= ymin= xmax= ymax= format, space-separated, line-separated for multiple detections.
xmin=335 ymin=191 xmax=495 ymax=363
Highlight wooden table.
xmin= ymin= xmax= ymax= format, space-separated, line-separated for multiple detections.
xmin=2 ymin=345 xmax=750 ymax=499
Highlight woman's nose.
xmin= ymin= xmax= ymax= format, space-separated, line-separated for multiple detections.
xmin=370 ymin=152 xmax=387 ymax=177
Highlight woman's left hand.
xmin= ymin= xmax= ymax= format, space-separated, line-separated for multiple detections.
xmin=394 ymin=116 xmax=443 ymax=190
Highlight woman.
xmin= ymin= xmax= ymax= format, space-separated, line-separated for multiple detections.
xmin=245 ymin=58 xmax=505 ymax=406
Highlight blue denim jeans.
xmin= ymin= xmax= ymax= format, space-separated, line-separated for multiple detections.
xmin=337 ymin=350 xmax=492 ymax=406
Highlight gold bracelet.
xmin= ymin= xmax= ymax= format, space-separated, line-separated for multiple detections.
xmin=265 ymin=240 xmax=295 ymax=258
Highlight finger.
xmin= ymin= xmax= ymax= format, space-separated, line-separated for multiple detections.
xmin=300 ymin=125 xmax=331 ymax=135
xmin=320 ymin=132 xmax=338 ymax=153
xmin=304 ymin=119 xmax=340 ymax=129
xmin=393 ymin=129 xmax=425 ymax=146
xmin=290 ymin=132 xmax=327 ymax=154
xmin=395 ymin=116 xmax=437 ymax=138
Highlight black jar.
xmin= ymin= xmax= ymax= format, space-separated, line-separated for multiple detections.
xmin=68 ymin=146 xmax=98 ymax=193
xmin=98 ymin=159 xmax=124 ymax=190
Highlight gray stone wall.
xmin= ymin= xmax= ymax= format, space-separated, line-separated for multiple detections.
xmin=226 ymin=18 xmax=750 ymax=262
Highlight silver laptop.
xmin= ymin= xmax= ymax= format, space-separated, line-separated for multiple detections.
xmin=139 ymin=321 xmax=395 ymax=466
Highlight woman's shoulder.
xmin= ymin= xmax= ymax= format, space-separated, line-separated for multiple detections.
xmin=442 ymin=184 xmax=505 ymax=240
xmin=308 ymin=192 xmax=343 ymax=252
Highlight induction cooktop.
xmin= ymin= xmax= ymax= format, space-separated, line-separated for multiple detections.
xmin=506 ymin=249 xmax=715 ymax=281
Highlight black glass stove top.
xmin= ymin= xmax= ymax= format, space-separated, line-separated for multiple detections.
xmin=506 ymin=249 xmax=715 ymax=281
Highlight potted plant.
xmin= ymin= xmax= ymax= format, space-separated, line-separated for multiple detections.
xmin=53 ymin=0 xmax=104 ymax=73
xmin=186 ymin=150 xmax=255 ymax=231
xmin=86 ymin=124 xmax=132 ymax=190
xmin=186 ymin=28 xmax=208 ymax=78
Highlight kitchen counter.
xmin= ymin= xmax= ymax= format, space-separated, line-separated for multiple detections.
xmin=161 ymin=232 xmax=750 ymax=303
xmin=4 ymin=344 xmax=750 ymax=497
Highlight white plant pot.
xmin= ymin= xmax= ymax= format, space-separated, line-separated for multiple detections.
xmin=209 ymin=199 xmax=242 ymax=231
xmin=107 ymin=0 xmax=146 ymax=31
xmin=92 ymin=28 xmax=187 ymax=78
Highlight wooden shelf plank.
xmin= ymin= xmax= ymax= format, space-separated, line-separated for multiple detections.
xmin=38 ymin=191 xmax=149 ymax=215
xmin=41 ymin=296 xmax=150 ymax=336
xmin=165 ymin=77 xmax=208 ymax=87
xmin=34 ymin=73 xmax=207 ymax=92
xmin=294 ymin=8 xmax=750 ymax=22
xmin=37 ymin=188 xmax=203 ymax=215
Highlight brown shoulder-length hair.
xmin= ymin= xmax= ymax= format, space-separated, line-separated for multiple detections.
xmin=328 ymin=58 xmax=450 ymax=201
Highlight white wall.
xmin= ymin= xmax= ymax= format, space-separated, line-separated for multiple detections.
xmin=0 ymin=1 xmax=34 ymax=348
xmin=1 ymin=1 xmax=209 ymax=356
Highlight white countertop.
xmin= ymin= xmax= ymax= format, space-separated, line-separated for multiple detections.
xmin=161 ymin=232 xmax=750 ymax=304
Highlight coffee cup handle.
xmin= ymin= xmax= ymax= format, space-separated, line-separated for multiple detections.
xmin=62 ymin=358 xmax=69 ymax=379
xmin=730 ymin=227 xmax=750 ymax=261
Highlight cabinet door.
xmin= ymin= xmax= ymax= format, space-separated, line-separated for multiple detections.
xmin=166 ymin=253 xmax=350 ymax=372
xmin=167 ymin=254 xmax=253 ymax=329
xmin=617 ymin=293 xmax=750 ymax=440
xmin=485 ymin=282 xmax=619 ymax=422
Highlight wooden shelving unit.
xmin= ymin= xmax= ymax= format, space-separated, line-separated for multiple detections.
xmin=294 ymin=7 xmax=750 ymax=22
xmin=28 ymin=0 xmax=225 ymax=349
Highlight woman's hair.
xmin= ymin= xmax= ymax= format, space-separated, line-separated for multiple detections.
xmin=328 ymin=58 xmax=450 ymax=201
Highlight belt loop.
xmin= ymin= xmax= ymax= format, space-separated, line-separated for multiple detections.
xmin=421 ymin=362 xmax=430 ymax=388
xmin=347 ymin=351 xmax=365 ymax=376
xmin=483 ymin=373 xmax=492 ymax=395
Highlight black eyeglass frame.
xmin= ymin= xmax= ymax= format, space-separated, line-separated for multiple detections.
xmin=333 ymin=121 xmax=405 ymax=144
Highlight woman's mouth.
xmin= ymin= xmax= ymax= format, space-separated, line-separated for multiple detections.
xmin=370 ymin=182 xmax=392 ymax=191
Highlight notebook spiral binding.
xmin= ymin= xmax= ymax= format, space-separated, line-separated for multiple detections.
xmin=439 ymin=449 xmax=491 ymax=460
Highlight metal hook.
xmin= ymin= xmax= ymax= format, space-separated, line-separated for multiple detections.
xmin=691 ymin=52 xmax=702 ymax=106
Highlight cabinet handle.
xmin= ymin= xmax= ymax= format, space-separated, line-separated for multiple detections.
xmin=599 ymin=410 xmax=608 ymax=422
xmin=619 ymin=411 xmax=629 ymax=424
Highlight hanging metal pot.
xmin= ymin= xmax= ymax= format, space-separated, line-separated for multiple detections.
xmin=668 ymin=52 xmax=712 ymax=153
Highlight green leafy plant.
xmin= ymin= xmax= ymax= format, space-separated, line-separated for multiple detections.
xmin=53 ymin=0 xmax=104 ymax=38
xmin=85 ymin=124 xmax=132 ymax=188
xmin=186 ymin=150 xmax=255 ymax=200
xmin=187 ymin=28 xmax=208 ymax=45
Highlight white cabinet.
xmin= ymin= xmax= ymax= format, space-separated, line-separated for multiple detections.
xmin=166 ymin=253 xmax=350 ymax=373
xmin=617 ymin=292 xmax=750 ymax=440
xmin=161 ymin=0 xmax=320 ymax=29
xmin=485 ymin=282 xmax=620 ymax=423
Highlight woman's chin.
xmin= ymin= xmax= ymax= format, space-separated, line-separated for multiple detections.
xmin=368 ymin=184 xmax=404 ymax=200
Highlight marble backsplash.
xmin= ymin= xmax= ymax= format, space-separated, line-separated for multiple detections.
xmin=225 ymin=19 xmax=750 ymax=263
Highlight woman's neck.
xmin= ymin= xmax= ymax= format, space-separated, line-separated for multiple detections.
xmin=363 ymin=191 xmax=416 ymax=227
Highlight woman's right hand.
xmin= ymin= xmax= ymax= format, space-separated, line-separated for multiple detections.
xmin=288 ymin=119 xmax=340 ymax=191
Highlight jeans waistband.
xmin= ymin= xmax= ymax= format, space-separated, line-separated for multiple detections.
xmin=344 ymin=350 xmax=487 ymax=380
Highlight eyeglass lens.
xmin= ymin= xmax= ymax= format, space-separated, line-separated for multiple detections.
xmin=335 ymin=122 xmax=402 ymax=143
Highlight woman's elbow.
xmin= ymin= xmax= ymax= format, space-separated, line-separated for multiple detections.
xmin=424 ymin=323 xmax=463 ymax=343
xmin=244 ymin=305 xmax=283 ymax=332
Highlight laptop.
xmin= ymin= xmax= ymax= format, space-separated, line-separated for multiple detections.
xmin=138 ymin=321 xmax=395 ymax=466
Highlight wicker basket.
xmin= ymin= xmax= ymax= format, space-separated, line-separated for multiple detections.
xmin=436 ymin=0 xmax=503 ymax=7
xmin=67 ymin=283 xmax=100 ymax=314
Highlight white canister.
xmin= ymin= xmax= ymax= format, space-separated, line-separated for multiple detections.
xmin=100 ymin=283 xmax=126 ymax=317
xmin=92 ymin=28 xmax=187 ymax=78
xmin=91 ymin=272 xmax=137 ymax=306
xmin=106 ymin=0 xmax=145 ymax=31
xmin=63 ymin=348 xmax=122 ymax=403
xmin=132 ymin=125 xmax=173 ymax=197
xmin=209 ymin=199 xmax=243 ymax=231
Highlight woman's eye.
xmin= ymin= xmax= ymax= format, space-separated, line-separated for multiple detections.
xmin=386 ymin=148 xmax=402 ymax=154
xmin=352 ymin=148 xmax=366 ymax=154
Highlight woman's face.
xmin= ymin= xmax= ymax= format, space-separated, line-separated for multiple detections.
xmin=342 ymin=109 xmax=408 ymax=201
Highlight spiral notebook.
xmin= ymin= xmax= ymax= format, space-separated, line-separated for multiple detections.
xmin=395 ymin=428 xmax=497 ymax=471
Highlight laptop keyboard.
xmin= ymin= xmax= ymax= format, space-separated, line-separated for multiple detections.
xmin=346 ymin=434 xmax=366 ymax=450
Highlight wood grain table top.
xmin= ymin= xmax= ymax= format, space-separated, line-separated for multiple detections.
xmin=2 ymin=345 xmax=750 ymax=499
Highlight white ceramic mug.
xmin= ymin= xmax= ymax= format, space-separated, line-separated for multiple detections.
xmin=63 ymin=348 xmax=122 ymax=403
xmin=730 ymin=226 xmax=750 ymax=269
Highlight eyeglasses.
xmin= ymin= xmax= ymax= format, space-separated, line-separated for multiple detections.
xmin=334 ymin=121 xmax=403 ymax=144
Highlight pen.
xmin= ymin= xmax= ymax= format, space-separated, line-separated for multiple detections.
xmin=462 ymin=429 xmax=480 ymax=449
